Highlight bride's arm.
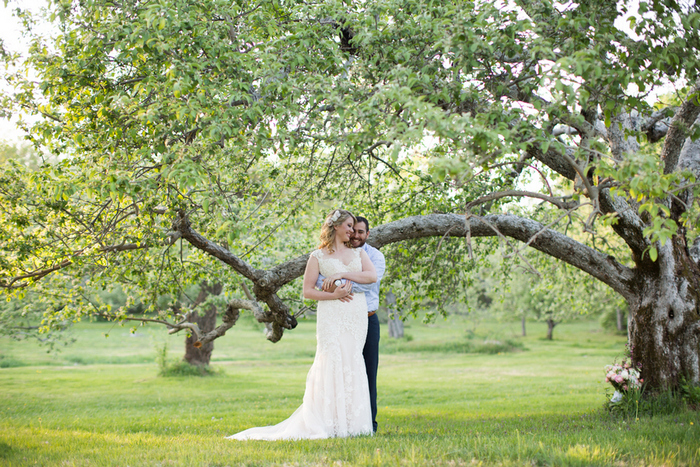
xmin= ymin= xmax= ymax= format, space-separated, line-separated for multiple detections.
xmin=303 ymin=255 xmax=353 ymax=301
xmin=322 ymin=250 xmax=377 ymax=289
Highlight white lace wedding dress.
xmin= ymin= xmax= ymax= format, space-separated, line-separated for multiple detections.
xmin=227 ymin=248 xmax=373 ymax=440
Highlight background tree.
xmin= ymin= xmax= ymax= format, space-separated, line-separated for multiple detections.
xmin=2 ymin=0 xmax=700 ymax=391
xmin=490 ymin=255 xmax=618 ymax=340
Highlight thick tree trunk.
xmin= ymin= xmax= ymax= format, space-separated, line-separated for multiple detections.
xmin=184 ymin=282 xmax=223 ymax=366
xmin=628 ymin=238 xmax=700 ymax=390
xmin=385 ymin=290 xmax=404 ymax=339
xmin=184 ymin=308 xmax=216 ymax=366
xmin=546 ymin=319 xmax=556 ymax=340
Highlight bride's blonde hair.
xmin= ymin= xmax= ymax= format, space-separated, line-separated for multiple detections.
xmin=319 ymin=209 xmax=356 ymax=253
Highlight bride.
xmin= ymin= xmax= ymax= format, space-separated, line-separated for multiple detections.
xmin=227 ymin=209 xmax=377 ymax=440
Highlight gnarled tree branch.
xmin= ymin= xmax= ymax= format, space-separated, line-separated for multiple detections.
xmin=263 ymin=213 xmax=635 ymax=301
xmin=172 ymin=210 xmax=263 ymax=282
xmin=197 ymin=298 xmax=267 ymax=345
xmin=662 ymin=80 xmax=700 ymax=175
xmin=1 ymin=259 xmax=73 ymax=290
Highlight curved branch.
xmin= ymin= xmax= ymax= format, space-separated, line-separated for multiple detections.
xmin=197 ymin=299 xmax=266 ymax=346
xmin=662 ymin=80 xmax=700 ymax=175
xmin=265 ymin=253 xmax=309 ymax=289
xmin=642 ymin=109 xmax=674 ymax=143
xmin=368 ymin=213 xmax=635 ymax=300
xmin=1 ymin=259 xmax=73 ymax=290
xmin=671 ymin=115 xmax=700 ymax=220
xmin=172 ymin=210 xmax=263 ymax=282
xmin=597 ymin=188 xmax=650 ymax=260
xmin=267 ymin=213 xmax=635 ymax=300
xmin=526 ymin=142 xmax=578 ymax=181
xmin=171 ymin=211 xmax=296 ymax=342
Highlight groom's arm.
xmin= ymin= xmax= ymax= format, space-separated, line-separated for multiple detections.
xmin=351 ymin=250 xmax=385 ymax=293
xmin=319 ymin=276 xmax=374 ymax=293
xmin=316 ymin=274 xmax=346 ymax=289
xmin=316 ymin=249 xmax=385 ymax=292
xmin=350 ymin=281 xmax=375 ymax=293
xmin=372 ymin=250 xmax=386 ymax=281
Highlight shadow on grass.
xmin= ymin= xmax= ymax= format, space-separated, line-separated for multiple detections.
xmin=0 ymin=441 xmax=13 ymax=459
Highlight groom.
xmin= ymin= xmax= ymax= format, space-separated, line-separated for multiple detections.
xmin=317 ymin=215 xmax=385 ymax=433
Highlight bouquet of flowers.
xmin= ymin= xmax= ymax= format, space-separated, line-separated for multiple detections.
xmin=605 ymin=361 xmax=642 ymax=402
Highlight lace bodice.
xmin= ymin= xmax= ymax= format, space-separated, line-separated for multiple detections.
xmin=311 ymin=248 xmax=362 ymax=277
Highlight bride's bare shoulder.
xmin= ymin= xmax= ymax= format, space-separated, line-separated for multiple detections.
xmin=310 ymin=248 xmax=330 ymax=260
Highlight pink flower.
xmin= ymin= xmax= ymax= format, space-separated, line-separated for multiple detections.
xmin=623 ymin=384 xmax=628 ymax=391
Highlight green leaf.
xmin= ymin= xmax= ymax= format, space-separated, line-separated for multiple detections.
xmin=648 ymin=246 xmax=658 ymax=262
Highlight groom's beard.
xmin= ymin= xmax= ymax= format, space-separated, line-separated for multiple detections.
xmin=351 ymin=238 xmax=366 ymax=248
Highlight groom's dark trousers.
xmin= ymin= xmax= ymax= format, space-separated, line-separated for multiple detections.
xmin=363 ymin=312 xmax=380 ymax=433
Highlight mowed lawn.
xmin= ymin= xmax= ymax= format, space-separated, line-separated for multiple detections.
xmin=1 ymin=314 xmax=699 ymax=466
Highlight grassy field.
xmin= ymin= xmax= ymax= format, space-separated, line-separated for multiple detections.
xmin=0 ymin=313 xmax=698 ymax=466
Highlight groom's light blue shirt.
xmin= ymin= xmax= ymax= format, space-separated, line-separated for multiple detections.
xmin=316 ymin=243 xmax=385 ymax=312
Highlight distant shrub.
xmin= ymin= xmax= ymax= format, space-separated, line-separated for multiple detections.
xmin=158 ymin=360 xmax=220 ymax=377
xmin=0 ymin=355 xmax=26 ymax=368
xmin=154 ymin=341 xmax=220 ymax=377
xmin=473 ymin=338 xmax=526 ymax=354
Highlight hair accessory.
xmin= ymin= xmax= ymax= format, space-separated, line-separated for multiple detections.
xmin=326 ymin=209 xmax=341 ymax=226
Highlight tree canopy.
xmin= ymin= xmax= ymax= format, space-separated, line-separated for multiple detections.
xmin=2 ymin=0 xmax=700 ymax=389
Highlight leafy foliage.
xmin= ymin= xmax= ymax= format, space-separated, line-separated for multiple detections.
xmin=1 ymin=0 xmax=700 ymax=387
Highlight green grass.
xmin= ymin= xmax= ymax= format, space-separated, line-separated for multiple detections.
xmin=1 ymin=314 xmax=699 ymax=466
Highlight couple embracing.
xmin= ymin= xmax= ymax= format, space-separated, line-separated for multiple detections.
xmin=228 ymin=209 xmax=385 ymax=440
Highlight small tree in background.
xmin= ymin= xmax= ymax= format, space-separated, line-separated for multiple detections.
xmin=491 ymin=255 xmax=618 ymax=340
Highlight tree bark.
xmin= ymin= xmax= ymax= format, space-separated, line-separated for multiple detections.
xmin=385 ymin=290 xmax=404 ymax=339
xmin=616 ymin=308 xmax=625 ymax=332
xmin=184 ymin=282 xmax=223 ymax=366
xmin=627 ymin=237 xmax=700 ymax=390
xmin=546 ymin=319 xmax=556 ymax=340
xmin=522 ymin=314 xmax=526 ymax=337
